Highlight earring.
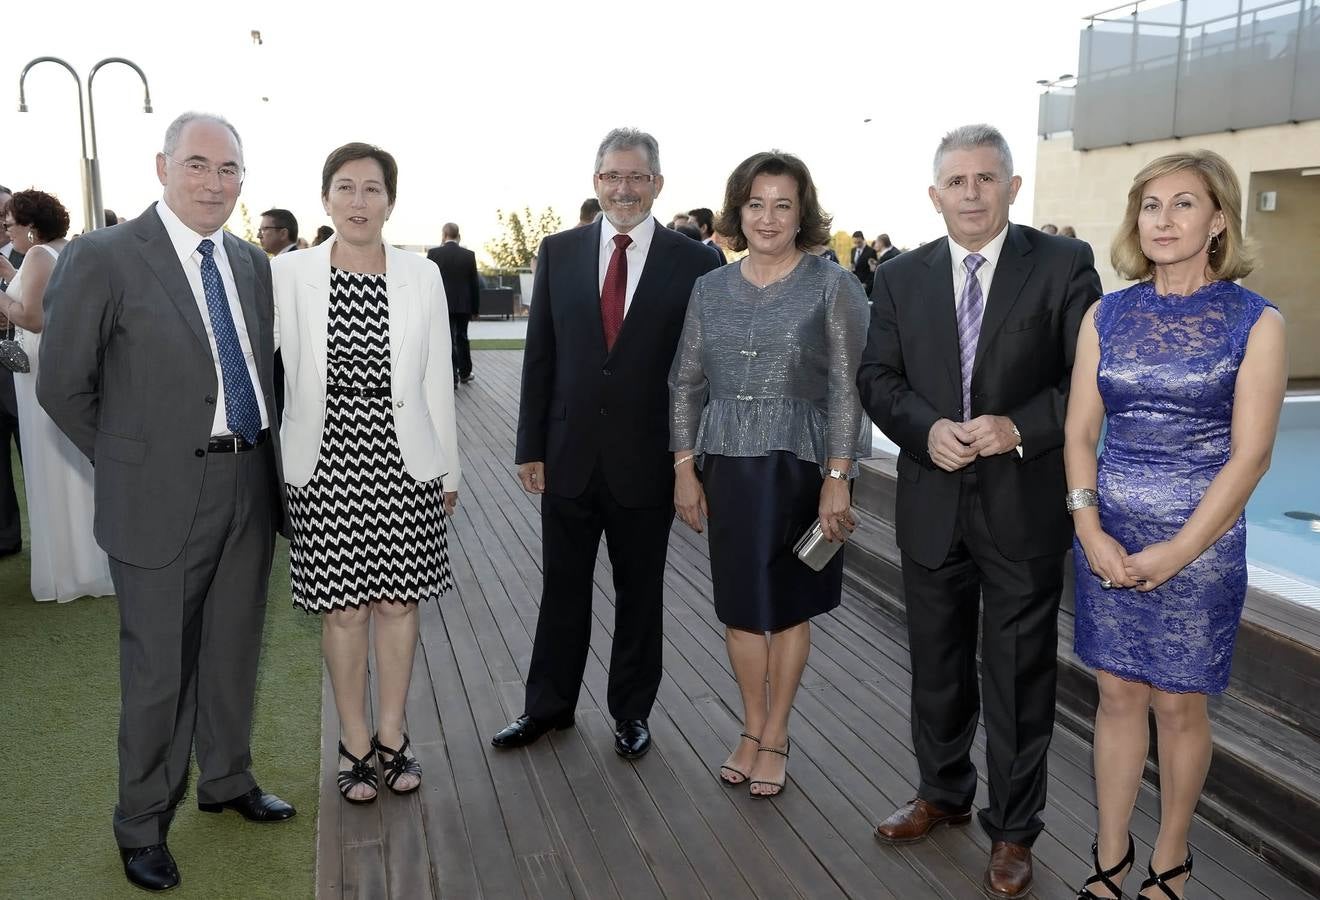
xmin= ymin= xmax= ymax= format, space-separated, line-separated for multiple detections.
xmin=1207 ymin=231 xmax=1221 ymax=255
xmin=26 ymin=230 xmax=35 ymax=243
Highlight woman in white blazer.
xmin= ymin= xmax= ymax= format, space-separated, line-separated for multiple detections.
xmin=273 ymin=142 xmax=460 ymax=803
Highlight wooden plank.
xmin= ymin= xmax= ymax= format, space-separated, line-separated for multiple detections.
xmin=314 ymin=348 xmax=1313 ymax=899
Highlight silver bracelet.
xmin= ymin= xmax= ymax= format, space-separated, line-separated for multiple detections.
xmin=1065 ymin=488 xmax=1099 ymax=512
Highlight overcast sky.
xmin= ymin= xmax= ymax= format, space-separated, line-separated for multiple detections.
xmin=4 ymin=0 xmax=1104 ymax=259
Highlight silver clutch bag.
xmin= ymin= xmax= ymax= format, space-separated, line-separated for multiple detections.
xmin=793 ymin=519 xmax=844 ymax=571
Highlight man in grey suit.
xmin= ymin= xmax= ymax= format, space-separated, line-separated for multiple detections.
xmin=38 ymin=112 xmax=294 ymax=893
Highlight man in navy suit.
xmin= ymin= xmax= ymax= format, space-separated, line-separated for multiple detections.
xmin=427 ymin=223 xmax=481 ymax=383
xmin=492 ymin=128 xmax=719 ymax=759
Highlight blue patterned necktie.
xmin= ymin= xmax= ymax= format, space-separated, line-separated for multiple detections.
xmin=957 ymin=253 xmax=986 ymax=421
xmin=197 ymin=239 xmax=261 ymax=443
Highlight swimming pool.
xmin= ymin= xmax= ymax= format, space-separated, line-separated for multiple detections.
xmin=870 ymin=394 xmax=1320 ymax=588
xmin=1246 ymin=395 xmax=1320 ymax=588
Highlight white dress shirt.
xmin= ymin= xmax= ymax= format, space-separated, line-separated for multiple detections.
xmin=947 ymin=223 xmax=1009 ymax=334
xmin=598 ymin=215 xmax=657 ymax=315
xmin=154 ymin=200 xmax=269 ymax=436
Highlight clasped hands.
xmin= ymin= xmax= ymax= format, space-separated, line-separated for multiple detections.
xmin=1079 ymin=530 xmax=1188 ymax=593
xmin=927 ymin=416 xmax=1018 ymax=472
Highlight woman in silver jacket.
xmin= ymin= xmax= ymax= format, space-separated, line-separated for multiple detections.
xmin=669 ymin=150 xmax=870 ymax=798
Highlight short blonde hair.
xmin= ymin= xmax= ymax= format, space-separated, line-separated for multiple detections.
xmin=1111 ymin=150 xmax=1254 ymax=282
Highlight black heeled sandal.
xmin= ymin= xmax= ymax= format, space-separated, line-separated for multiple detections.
xmin=1137 ymin=850 xmax=1193 ymax=899
xmin=718 ymin=732 xmax=760 ymax=786
xmin=1077 ymin=832 xmax=1134 ymax=898
xmin=749 ymin=738 xmax=790 ymax=799
xmin=372 ymin=733 xmax=423 ymax=794
xmin=337 ymin=741 xmax=378 ymax=804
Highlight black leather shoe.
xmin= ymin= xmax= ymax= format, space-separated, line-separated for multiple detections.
xmin=198 ymin=785 xmax=296 ymax=821
xmin=0 ymin=544 xmax=20 ymax=558
xmin=614 ymin=719 xmax=651 ymax=759
xmin=490 ymin=713 xmax=574 ymax=749
xmin=120 ymin=843 xmax=180 ymax=892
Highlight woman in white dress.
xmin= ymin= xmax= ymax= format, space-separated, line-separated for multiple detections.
xmin=0 ymin=190 xmax=113 ymax=601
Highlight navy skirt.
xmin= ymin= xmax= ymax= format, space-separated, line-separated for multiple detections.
xmin=703 ymin=451 xmax=845 ymax=631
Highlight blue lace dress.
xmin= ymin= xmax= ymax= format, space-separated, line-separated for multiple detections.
xmin=1073 ymin=280 xmax=1275 ymax=694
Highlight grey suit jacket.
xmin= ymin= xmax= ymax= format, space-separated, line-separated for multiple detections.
xmin=37 ymin=203 xmax=288 ymax=568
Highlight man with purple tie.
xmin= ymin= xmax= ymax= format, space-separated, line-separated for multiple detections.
xmin=856 ymin=124 xmax=1100 ymax=899
xmin=491 ymin=128 xmax=718 ymax=759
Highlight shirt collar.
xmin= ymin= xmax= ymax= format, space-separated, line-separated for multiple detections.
xmin=600 ymin=214 xmax=657 ymax=256
xmin=277 ymin=243 xmax=297 ymax=254
xmin=948 ymin=223 xmax=1009 ymax=273
xmin=154 ymin=199 xmax=227 ymax=265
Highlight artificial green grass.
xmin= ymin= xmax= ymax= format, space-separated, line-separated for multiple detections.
xmin=0 ymin=447 xmax=322 ymax=899
xmin=469 ymin=338 xmax=525 ymax=350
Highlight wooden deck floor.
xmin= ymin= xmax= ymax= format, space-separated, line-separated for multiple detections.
xmin=315 ymin=350 xmax=1313 ymax=900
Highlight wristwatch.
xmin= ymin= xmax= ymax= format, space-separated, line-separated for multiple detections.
xmin=825 ymin=467 xmax=848 ymax=481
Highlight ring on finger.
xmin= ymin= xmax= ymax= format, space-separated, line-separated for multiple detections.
xmin=1100 ymin=578 xmax=1113 ymax=588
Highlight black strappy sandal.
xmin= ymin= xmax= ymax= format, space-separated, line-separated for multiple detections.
xmin=337 ymin=741 xmax=378 ymax=804
xmin=372 ymin=733 xmax=423 ymax=794
xmin=718 ymin=732 xmax=761 ymax=786
xmin=1137 ymin=850 xmax=1193 ymax=899
xmin=1077 ymin=833 xmax=1134 ymax=898
xmin=749 ymin=739 xmax=790 ymax=799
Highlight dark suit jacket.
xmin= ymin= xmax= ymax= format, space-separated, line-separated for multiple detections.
xmin=427 ymin=241 xmax=481 ymax=316
xmin=516 ymin=219 xmax=719 ymax=507
xmin=857 ymin=224 xmax=1100 ymax=568
xmin=852 ymin=244 xmax=877 ymax=287
xmin=877 ymin=246 xmax=901 ymax=265
xmin=0 ymin=246 xmax=23 ymax=418
xmin=703 ymin=239 xmax=727 ymax=265
xmin=38 ymin=204 xmax=288 ymax=567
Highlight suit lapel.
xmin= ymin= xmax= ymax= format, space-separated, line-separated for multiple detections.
xmin=304 ymin=241 xmax=334 ymax=386
xmin=922 ymin=239 xmax=962 ymax=393
xmin=384 ymin=244 xmax=411 ymax=369
xmin=134 ymin=209 xmax=210 ymax=351
xmin=577 ymin=222 xmax=607 ymax=354
xmin=972 ymin=224 xmax=1033 ymax=378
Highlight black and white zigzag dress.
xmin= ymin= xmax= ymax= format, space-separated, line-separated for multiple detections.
xmin=287 ymin=268 xmax=454 ymax=613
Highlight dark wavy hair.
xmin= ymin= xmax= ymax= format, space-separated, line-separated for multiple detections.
xmin=321 ymin=142 xmax=398 ymax=204
xmin=715 ymin=151 xmax=831 ymax=253
xmin=10 ymin=189 xmax=71 ymax=241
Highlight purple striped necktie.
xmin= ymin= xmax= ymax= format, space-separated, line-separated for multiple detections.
xmin=957 ymin=253 xmax=986 ymax=421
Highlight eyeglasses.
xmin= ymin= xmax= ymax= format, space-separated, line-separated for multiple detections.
xmin=164 ymin=154 xmax=244 ymax=184
xmin=597 ymin=172 xmax=655 ymax=186
xmin=936 ymin=173 xmax=1010 ymax=192
xmin=1 ymin=221 xmax=16 ymax=229
xmin=256 ymin=226 xmax=285 ymax=234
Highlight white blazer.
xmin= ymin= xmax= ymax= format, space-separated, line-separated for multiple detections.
xmin=272 ymin=237 xmax=460 ymax=490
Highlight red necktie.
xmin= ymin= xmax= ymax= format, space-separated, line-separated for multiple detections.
xmin=601 ymin=233 xmax=632 ymax=351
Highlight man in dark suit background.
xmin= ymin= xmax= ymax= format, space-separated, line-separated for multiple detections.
xmin=857 ymin=124 xmax=1099 ymax=899
xmin=491 ymin=127 xmax=719 ymax=759
xmin=851 ymin=229 xmax=878 ymax=294
xmin=687 ymin=206 xmax=726 ymax=263
xmin=258 ymin=207 xmax=298 ymax=421
xmin=0 ymin=184 xmax=23 ymax=557
xmin=39 ymin=113 xmax=295 ymax=893
xmin=427 ymin=223 xmax=481 ymax=384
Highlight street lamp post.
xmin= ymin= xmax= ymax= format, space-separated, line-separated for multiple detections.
xmin=87 ymin=58 xmax=154 ymax=231
xmin=17 ymin=56 xmax=152 ymax=232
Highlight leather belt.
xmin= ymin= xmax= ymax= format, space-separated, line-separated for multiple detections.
xmin=207 ymin=430 xmax=269 ymax=453
xmin=327 ymin=384 xmax=391 ymax=398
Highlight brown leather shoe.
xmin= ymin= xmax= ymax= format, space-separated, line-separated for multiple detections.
xmin=873 ymin=798 xmax=972 ymax=844
xmin=984 ymin=841 xmax=1033 ymax=899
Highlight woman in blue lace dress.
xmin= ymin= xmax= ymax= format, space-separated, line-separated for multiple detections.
xmin=670 ymin=151 xmax=869 ymax=798
xmin=1064 ymin=151 xmax=1285 ymax=899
